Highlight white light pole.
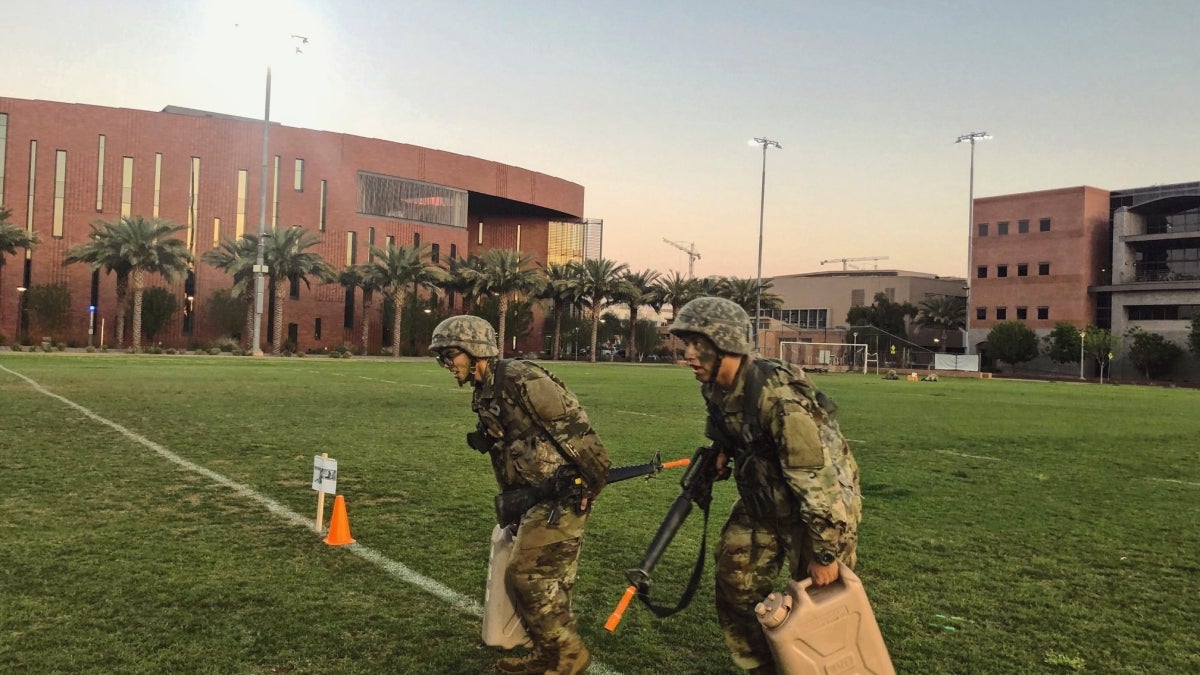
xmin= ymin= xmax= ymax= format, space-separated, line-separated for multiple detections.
xmin=16 ymin=286 xmax=28 ymax=340
xmin=956 ymin=131 xmax=991 ymax=355
xmin=751 ymin=136 xmax=781 ymax=353
xmin=249 ymin=66 xmax=272 ymax=357
xmin=1079 ymin=329 xmax=1086 ymax=380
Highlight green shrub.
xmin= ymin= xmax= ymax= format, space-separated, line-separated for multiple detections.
xmin=207 ymin=347 xmax=221 ymax=356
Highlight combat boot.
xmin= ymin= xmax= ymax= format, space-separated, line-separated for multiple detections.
xmin=496 ymin=649 xmax=550 ymax=674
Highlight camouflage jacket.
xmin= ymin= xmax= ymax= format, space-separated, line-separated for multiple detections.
xmin=472 ymin=359 xmax=611 ymax=498
xmin=702 ymin=358 xmax=861 ymax=556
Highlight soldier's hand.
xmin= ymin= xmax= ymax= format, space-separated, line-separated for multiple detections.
xmin=714 ymin=451 xmax=732 ymax=481
xmin=579 ymin=497 xmax=589 ymax=512
xmin=808 ymin=561 xmax=840 ymax=586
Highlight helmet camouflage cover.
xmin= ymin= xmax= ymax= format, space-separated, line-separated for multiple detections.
xmin=430 ymin=315 xmax=500 ymax=358
xmin=669 ymin=296 xmax=752 ymax=355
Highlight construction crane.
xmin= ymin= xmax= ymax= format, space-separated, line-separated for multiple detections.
xmin=819 ymin=256 xmax=890 ymax=271
xmin=663 ymin=239 xmax=701 ymax=277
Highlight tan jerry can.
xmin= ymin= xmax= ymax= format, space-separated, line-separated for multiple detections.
xmin=482 ymin=524 xmax=532 ymax=649
xmin=755 ymin=564 xmax=895 ymax=675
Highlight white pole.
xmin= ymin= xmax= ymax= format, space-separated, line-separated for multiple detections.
xmin=250 ymin=66 xmax=272 ymax=357
xmin=1079 ymin=330 xmax=1086 ymax=380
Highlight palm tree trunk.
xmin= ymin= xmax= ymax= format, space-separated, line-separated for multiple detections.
xmin=115 ymin=272 xmax=129 ymax=347
xmin=628 ymin=307 xmax=639 ymax=362
xmin=391 ymin=290 xmax=404 ymax=357
xmin=272 ymin=283 xmax=286 ymax=354
xmin=589 ymin=309 xmax=599 ymax=364
xmin=131 ymin=268 xmax=145 ymax=351
xmin=497 ymin=295 xmax=509 ymax=357
xmin=551 ymin=301 xmax=563 ymax=360
xmin=361 ymin=289 xmax=373 ymax=355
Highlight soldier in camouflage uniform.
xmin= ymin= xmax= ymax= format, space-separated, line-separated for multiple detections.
xmin=430 ymin=315 xmax=611 ymax=675
xmin=669 ymin=297 xmax=862 ymax=674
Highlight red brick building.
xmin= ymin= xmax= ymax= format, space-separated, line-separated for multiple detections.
xmin=0 ymin=97 xmax=600 ymax=353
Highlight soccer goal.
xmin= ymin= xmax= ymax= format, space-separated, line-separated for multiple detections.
xmin=779 ymin=341 xmax=867 ymax=373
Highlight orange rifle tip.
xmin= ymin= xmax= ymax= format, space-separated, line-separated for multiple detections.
xmin=661 ymin=458 xmax=691 ymax=469
xmin=604 ymin=585 xmax=638 ymax=632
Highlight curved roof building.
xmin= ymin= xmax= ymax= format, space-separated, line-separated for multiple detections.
xmin=0 ymin=97 xmax=600 ymax=353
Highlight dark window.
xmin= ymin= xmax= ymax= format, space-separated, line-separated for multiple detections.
xmin=1037 ymin=306 xmax=1049 ymax=320
xmin=1039 ymin=218 xmax=1051 ymax=232
xmin=287 ymin=322 xmax=298 ymax=346
xmin=344 ymin=288 xmax=356 ymax=329
xmin=977 ymin=223 xmax=988 ymax=237
xmin=977 ymin=266 xmax=987 ymax=279
xmin=450 ymin=244 xmax=458 ymax=260
xmin=1039 ymin=262 xmax=1051 ymax=276
xmin=90 ymin=270 xmax=101 ymax=308
xmin=314 ymin=317 xmax=322 ymax=340
xmin=413 ymin=232 xmax=420 ymax=247
xmin=1017 ymin=263 xmax=1028 ymax=277
xmin=1016 ymin=306 xmax=1027 ymax=320
xmin=997 ymin=221 xmax=1009 ymax=236
xmin=1018 ymin=219 xmax=1029 ymax=234
xmin=431 ymin=243 xmax=440 ymax=264
xmin=997 ymin=265 xmax=1008 ymax=278
xmin=996 ymin=307 xmax=1007 ymax=320
xmin=1127 ymin=305 xmax=1200 ymax=320
xmin=976 ymin=307 xmax=986 ymax=321
xmin=368 ymin=227 xmax=376 ymax=261
xmin=289 ymin=273 xmax=300 ymax=300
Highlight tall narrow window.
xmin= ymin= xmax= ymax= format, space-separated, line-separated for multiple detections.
xmin=153 ymin=153 xmax=162 ymax=218
xmin=413 ymin=232 xmax=420 ymax=247
xmin=450 ymin=244 xmax=457 ymax=260
xmin=343 ymin=288 xmax=355 ymax=329
xmin=368 ymin=227 xmax=376 ymax=261
xmin=294 ymin=158 xmax=305 ymax=191
xmin=478 ymin=222 xmax=484 ymax=244
xmin=236 ymin=169 xmax=248 ymax=238
xmin=26 ymin=141 xmax=36 ymax=247
xmin=272 ymin=156 xmax=281 ymax=226
xmin=515 ymin=224 xmax=522 ymax=251
xmin=314 ymin=317 xmax=322 ymax=341
xmin=188 ymin=157 xmax=201 ymax=254
xmin=385 ymin=235 xmax=394 ymax=249
xmin=95 ymin=135 xmax=105 ymax=211
xmin=346 ymin=231 xmax=357 ymax=265
xmin=0 ymin=113 xmax=8 ymax=203
xmin=318 ymin=179 xmax=327 ymax=232
xmin=53 ymin=150 xmax=67 ymax=237
xmin=431 ymin=243 xmax=440 ymax=264
xmin=212 ymin=218 xmax=221 ymax=247
xmin=121 ymin=157 xmax=134 ymax=217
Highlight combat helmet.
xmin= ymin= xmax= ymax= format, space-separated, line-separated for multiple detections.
xmin=430 ymin=315 xmax=500 ymax=358
xmin=669 ymin=296 xmax=752 ymax=355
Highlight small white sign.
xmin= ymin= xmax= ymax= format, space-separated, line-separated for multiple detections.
xmin=312 ymin=456 xmax=338 ymax=494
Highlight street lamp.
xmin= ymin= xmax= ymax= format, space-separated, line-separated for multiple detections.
xmin=956 ymin=131 xmax=991 ymax=355
xmin=88 ymin=304 xmax=96 ymax=347
xmin=751 ymin=136 xmax=782 ymax=352
xmin=1079 ymin=329 xmax=1086 ymax=380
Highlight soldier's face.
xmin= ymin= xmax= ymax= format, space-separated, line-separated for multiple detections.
xmin=435 ymin=348 xmax=473 ymax=385
xmin=681 ymin=334 xmax=721 ymax=382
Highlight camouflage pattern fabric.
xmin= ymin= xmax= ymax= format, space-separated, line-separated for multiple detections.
xmin=431 ymin=314 xmax=500 ymax=358
xmin=470 ymin=358 xmax=610 ymax=666
xmin=703 ymin=358 xmax=862 ymax=670
xmin=670 ymin=297 xmax=753 ymax=355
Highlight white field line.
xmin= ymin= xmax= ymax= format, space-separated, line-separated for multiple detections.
xmin=616 ymin=410 xmax=661 ymax=418
xmin=1 ymin=364 xmax=619 ymax=675
xmin=1148 ymin=477 xmax=1200 ymax=487
xmin=304 ymin=370 xmax=434 ymax=388
xmin=933 ymin=449 xmax=1002 ymax=462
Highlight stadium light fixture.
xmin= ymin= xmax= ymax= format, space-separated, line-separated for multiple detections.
xmin=956 ymin=131 xmax=990 ymax=355
xmin=751 ymin=136 xmax=782 ymax=353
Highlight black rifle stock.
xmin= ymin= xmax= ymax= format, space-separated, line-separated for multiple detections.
xmin=605 ymin=445 xmax=720 ymax=631
xmin=493 ymin=451 xmax=688 ymax=527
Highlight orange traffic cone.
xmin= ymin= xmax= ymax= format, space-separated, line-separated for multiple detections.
xmin=323 ymin=495 xmax=356 ymax=546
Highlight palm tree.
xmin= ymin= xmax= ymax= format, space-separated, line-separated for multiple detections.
xmin=336 ymin=264 xmax=382 ymax=354
xmin=473 ymin=249 xmax=545 ymax=356
xmin=537 ymin=261 xmax=584 ymax=360
xmin=576 ymin=258 xmax=630 ymax=363
xmin=1 ymin=207 xmax=41 ymax=266
xmin=201 ymin=235 xmax=259 ymax=349
xmin=67 ymin=216 xmax=192 ymax=351
xmin=613 ymin=269 xmax=661 ymax=362
xmin=654 ymin=270 xmax=698 ymax=361
xmin=917 ymin=295 xmax=967 ymax=350
xmin=719 ymin=276 xmax=782 ymax=316
xmin=445 ymin=254 xmax=489 ymax=314
xmin=368 ymin=243 xmax=448 ymax=357
xmin=262 ymin=226 xmax=335 ymax=354
xmin=64 ymin=221 xmax=134 ymax=346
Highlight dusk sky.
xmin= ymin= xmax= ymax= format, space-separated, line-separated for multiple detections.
xmin=8 ymin=0 xmax=1197 ymax=280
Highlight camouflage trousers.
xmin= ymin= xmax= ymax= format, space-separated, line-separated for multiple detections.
xmin=506 ymin=501 xmax=589 ymax=656
xmin=714 ymin=499 xmax=858 ymax=671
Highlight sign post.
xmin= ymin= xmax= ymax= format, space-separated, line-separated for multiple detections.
xmin=312 ymin=453 xmax=338 ymax=530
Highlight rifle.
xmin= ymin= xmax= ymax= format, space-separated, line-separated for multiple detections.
xmin=493 ymin=451 xmax=690 ymax=528
xmin=604 ymin=445 xmax=722 ymax=632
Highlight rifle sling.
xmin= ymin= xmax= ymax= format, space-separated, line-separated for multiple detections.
xmin=633 ymin=501 xmax=711 ymax=618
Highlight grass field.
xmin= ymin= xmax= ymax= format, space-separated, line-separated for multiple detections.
xmin=1 ymin=353 xmax=1198 ymax=674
